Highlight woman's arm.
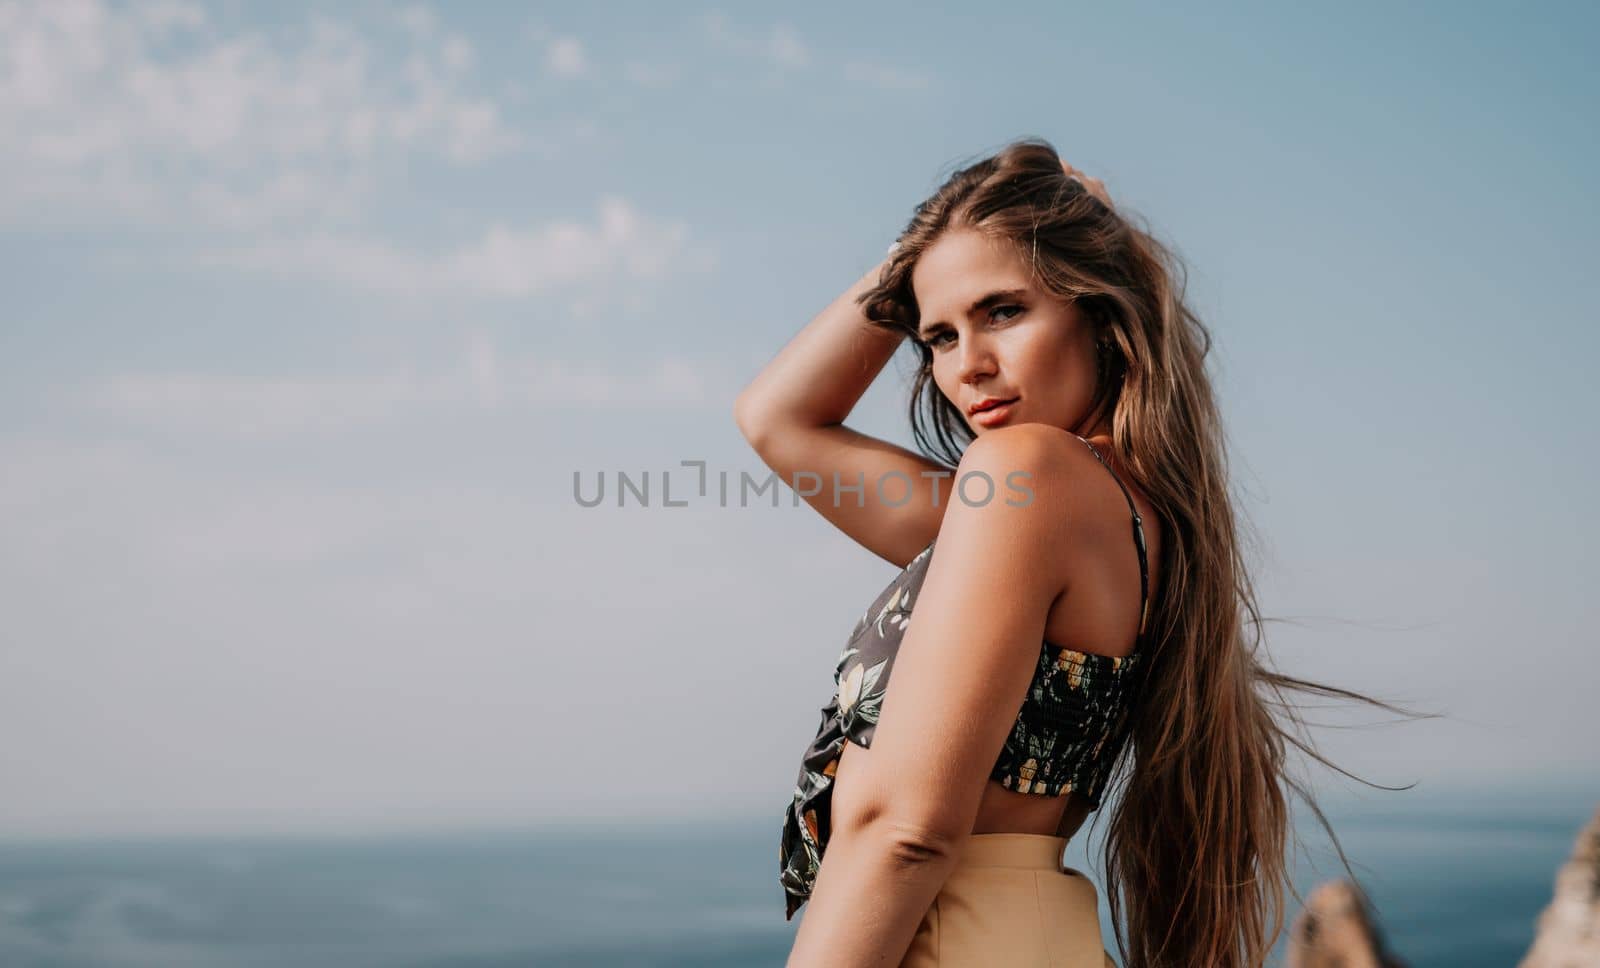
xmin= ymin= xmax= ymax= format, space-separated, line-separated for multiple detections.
xmin=785 ymin=425 xmax=1082 ymax=967
xmin=732 ymin=255 xmax=953 ymax=567
xmin=785 ymin=821 xmax=962 ymax=968
xmin=734 ymin=256 xmax=902 ymax=431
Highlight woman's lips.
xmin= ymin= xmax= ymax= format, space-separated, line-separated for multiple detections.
xmin=971 ymin=398 xmax=1019 ymax=427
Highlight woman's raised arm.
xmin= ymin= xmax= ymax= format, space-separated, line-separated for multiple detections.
xmin=733 ymin=255 xmax=954 ymax=567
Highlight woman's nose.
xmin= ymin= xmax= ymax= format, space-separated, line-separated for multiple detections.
xmin=957 ymin=337 xmax=997 ymax=383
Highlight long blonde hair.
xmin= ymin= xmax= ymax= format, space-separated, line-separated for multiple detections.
xmin=857 ymin=138 xmax=1433 ymax=967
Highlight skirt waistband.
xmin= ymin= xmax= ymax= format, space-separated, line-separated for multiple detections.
xmin=953 ymin=833 xmax=1073 ymax=872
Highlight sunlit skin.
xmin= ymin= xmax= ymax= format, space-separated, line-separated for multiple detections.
xmin=838 ymin=226 xmax=1133 ymax=843
xmin=751 ymin=213 xmax=1166 ymax=968
xmin=747 ymin=166 xmax=1176 ymax=967
xmin=911 ymin=227 xmax=1110 ymax=441
xmin=828 ymin=227 xmax=1135 ymax=848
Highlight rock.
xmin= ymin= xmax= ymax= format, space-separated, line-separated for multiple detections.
xmin=1519 ymin=802 xmax=1600 ymax=967
xmin=1285 ymin=879 xmax=1407 ymax=968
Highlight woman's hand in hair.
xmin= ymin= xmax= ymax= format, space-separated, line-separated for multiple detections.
xmin=1059 ymin=158 xmax=1113 ymax=208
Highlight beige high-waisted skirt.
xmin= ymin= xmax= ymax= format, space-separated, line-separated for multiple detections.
xmin=899 ymin=833 xmax=1116 ymax=968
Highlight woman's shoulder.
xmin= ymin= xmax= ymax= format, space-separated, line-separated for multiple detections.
xmin=952 ymin=424 xmax=1156 ymax=653
xmin=934 ymin=424 xmax=1121 ymax=566
xmin=957 ymin=422 xmax=1104 ymax=468
xmin=948 ymin=423 xmax=1149 ymax=571
xmin=953 ymin=423 xmax=1123 ymax=514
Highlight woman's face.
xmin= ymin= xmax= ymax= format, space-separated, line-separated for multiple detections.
xmin=910 ymin=227 xmax=1103 ymax=437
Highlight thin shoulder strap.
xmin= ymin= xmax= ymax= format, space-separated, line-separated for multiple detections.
xmin=1075 ymin=435 xmax=1152 ymax=639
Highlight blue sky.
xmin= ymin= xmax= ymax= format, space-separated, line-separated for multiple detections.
xmin=1 ymin=0 xmax=1595 ymax=837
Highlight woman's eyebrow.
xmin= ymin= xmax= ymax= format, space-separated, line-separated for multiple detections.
xmin=918 ymin=288 xmax=1028 ymax=336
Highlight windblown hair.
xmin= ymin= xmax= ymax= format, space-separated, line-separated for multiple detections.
xmin=856 ymin=137 xmax=1432 ymax=968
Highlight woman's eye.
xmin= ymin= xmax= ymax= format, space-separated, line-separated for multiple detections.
xmin=923 ymin=307 xmax=1021 ymax=349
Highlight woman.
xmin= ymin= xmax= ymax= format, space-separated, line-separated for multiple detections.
xmin=734 ymin=138 xmax=1417 ymax=967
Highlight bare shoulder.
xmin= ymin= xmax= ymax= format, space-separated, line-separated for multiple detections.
xmin=954 ymin=424 xmax=1157 ymax=655
xmin=937 ymin=423 xmax=1115 ymax=554
xmin=952 ymin=423 xmax=1113 ymax=517
xmin=947 ymin=423 xmax=1147 ymax=572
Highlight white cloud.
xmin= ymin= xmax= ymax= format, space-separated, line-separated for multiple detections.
xmin=842 ymin=60 xmax=932 ymax=92
xmin=700 ymin=12 xmax=809 ymax=70
xmin=397 ymin=3 xmax=436 ymax=38
xmin=465 ymin=328 xmax=501 ymax=407
xmin=187 ymin=195 xmax=716 ymax=298
xmin=623 ymin=60 xmax=681 ymax=89
xmin=137 ymin=0 xmax=207 ymax=32
xmin=0 ymin=0 xmax=519 ymax=229
xmin=696 ymin=13 xmax=933 ymax=91
xmin=768 ymin=23 xmax=808 ymax=69
xmin=0 ymin=3 xmax=716 ymax=301
xmin=74 ymin=343 xmax=737 ymax=437
xmin=544 ymin=36 xmax=586 ymax=78
xmin=80 ymin=369 xmax=446 ymax=436
xmin=698 ymin=13 xmax=926 ymax=89
xmin=0 ymin=4 xmax=715 ymax=307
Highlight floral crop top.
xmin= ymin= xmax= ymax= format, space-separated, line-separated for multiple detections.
xmin=779 ymin=435 xmax=1152 ymax=920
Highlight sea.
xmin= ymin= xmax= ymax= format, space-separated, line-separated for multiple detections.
xmin=0 ymin=783 xmax=1592 ymax=967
